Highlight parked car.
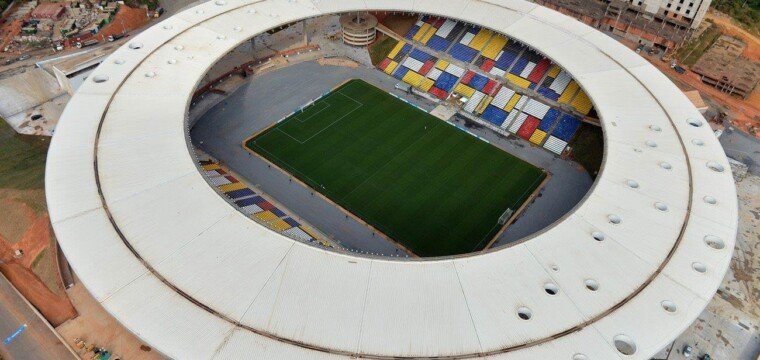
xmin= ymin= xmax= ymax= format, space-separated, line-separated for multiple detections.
xmin=673 ymin=65 xmax=687 ymax=74
xmin=18 ymin=54 xmax=30 ymax=61
xmin=683 ymin=344 xmax=693 ymax=357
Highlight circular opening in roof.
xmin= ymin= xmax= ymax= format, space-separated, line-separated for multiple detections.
xmin=145 ymin=71 xmax=157 ymax=78
xmin=703 ymin=196 xmax=717 ymax=205
xmin=692 ymin=139 xmax=705 ymax=146
xmin=645 ymin=140 xmax=657 ymax=148
xmin=706 ymin=162 xmax=725 ymax=172
xmin=92 ymin=74 xmax=109 ymax=83
xmin=692 ymin=262 xmax=707 ymax=273
xmin=113 ymin=59 xmax=125 ymax=65
xmin=661 ymin=300 xmax=677 ymax=313
xmin=649 ymin=125 xmax=662 ymax=132
xmin=592 ymin=231 xmax=605 ymax=241
xmin=215 ymin=0 xmax=226 ymax=5
xmin=608 ymin=214 xmax=621 ymax=224
xmin=128 ymin=42 xmax=143 ymax=49
xmin=704 ymin=235 xmax=725 ymax=250
xmin=687 ymin=118 xmax=703 ymax=127
xmin=195 ymin=9 xmax=204 ymax=14
xmin=613 ymin=334 xmax=637 ymax=355
xmin=167 ymin=59 xmax=177 ymax=65
xmin=163 ymin=24 xmax=173 ymax=30
xmin=247 ymin=8 xmax=256 ymax=13
xmin=660 ymin=162 xmax=673 ymax=170
xmin=517 ymin=307 xmax=532 ymax=320
xmin=626 ymin=180 xmax=639 ymax=189
xmin=584 ymin=279 xmax=599 ymax=291
xmin=544 ymin=283 xmax=559 ymax=295
xmin=234 ymin=26 xmax=242 ymax=31
xmin=572 ymin=354 xmax=588 ymax=360
xmin=217 ymin=34 xmax=227 ymax=40
xmin=174 ymin=45 xmax=185 ymax=51
xmin=654 ymin=202 xmax=668 ymax=212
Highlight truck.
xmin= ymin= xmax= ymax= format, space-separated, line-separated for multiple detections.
xmin=76 ymin=39 xmax=99 ymax=48
xmin=107 ymin=33 xmax=126 ymax=42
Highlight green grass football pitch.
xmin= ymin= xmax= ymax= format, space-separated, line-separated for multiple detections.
xmin=245 ymin=79 xmax=546 ymax=257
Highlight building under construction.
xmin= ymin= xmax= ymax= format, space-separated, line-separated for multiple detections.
xmin=691 ymin=35 xmax=760 ymax=99
xmin=536 ymin=0 xmax=701 ymax=50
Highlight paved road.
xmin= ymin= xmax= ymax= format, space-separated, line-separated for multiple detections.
xmin=0 ymin=273 xmax=74 ymax=360
xmin=191 ymin=61 xmax=593 ymax=256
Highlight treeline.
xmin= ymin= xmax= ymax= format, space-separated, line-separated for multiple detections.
xmin=712 ymin=0 xmax=760 ymax=34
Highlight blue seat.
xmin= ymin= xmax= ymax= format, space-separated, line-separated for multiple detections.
xmin=481 ymin=105 xmax=508 ymax=126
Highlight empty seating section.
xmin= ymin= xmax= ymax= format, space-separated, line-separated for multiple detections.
xmin=558 ymin=79 xmax=580 ymax=104
xmin=543 ymin=136 xmax=568 ymax=155
xmin=551 ymin=114 xmax=581 ymax=142
xmin=570 ymin=89 xmax=593 ymax=115
xmin=381 ymin=15 xmax=597 ymax=155
xmin=197 ymin=159 xmax=322 ymax=245
xmin=517 ymin=115 xmax=541 ymax=140
xmin=482 ymin=35 xmax=508 ymax=60
xmin=448 ymin=25 xmax=482 ymax=62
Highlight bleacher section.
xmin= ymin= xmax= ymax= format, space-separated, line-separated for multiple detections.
xmin=199 ymin=159 xmax=329 ymax=247
xmin=378 ymin=15 xmax=598 ymax=154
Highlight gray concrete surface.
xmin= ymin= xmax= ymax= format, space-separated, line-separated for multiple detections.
xmin=0 ymin=273 xmax=75 ymax=360
xmin=191 ymin=60 xmax=593 ymax=256
xmin=720 ymin=124 xmax=760 ymax=175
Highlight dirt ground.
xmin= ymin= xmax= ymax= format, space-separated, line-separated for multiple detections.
xmin=58 ymin=282 xmax=165 ymax=360
xmin=705 ymin=9 xmax=760 ymax=61
xmin=373 ymin=13 xmax=416 ymax=37
xmin=0 ymin=189 xmax=76 ymax=327
xmin=92 ymin=5 xmax=150 ymax=43
xmin=632 ymin=43 xmax=760 ymax=136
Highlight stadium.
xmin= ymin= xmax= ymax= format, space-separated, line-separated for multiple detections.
xmin=45 ymin=0 xmax=738 ymax=358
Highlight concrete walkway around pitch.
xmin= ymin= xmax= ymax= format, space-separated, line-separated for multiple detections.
xmin=191 ymin=60 xmax=593 ymax=256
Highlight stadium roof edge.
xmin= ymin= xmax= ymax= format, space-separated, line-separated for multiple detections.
xmin=46 ymin=0 xmax=738 ymax=358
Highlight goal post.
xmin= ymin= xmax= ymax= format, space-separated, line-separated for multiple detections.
xmin=498 ymin=208 xmax=514 ymax=225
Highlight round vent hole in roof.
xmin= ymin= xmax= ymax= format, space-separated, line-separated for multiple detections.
xmin=661 ymin=300 xmax=677 ymax=313
xmin=544 ymin=283 xmax=559 ymax=295
xmin=704 ymin=235 xmax=725 ymax=250
xmin=517 ymin=307 xmax=532 ymax=320
xmin=592 ymin=231 xmax=605 ymax=241
xmin=692 ymin=262 xmax=707 ymax=273
xmin=584 ymin=279 xmax=599 ymax=291
xmin=613 ymin=334 xmax=637 ymax=355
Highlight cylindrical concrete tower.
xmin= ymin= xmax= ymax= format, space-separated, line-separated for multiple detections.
xmin=339 ymin=13 xmax=378 ymax=46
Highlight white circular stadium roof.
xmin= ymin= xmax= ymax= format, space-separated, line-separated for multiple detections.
xmin=46 ymin=0 xmax=738 ymax=358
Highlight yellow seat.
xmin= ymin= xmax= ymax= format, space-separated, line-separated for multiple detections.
xmin=530 ymin=130 xmax=547 ymax=145
xmin=469 ymin=29 xmax=493 ymax=51
xmin=384 ymin=61 xmax=399 ymax=75
xmin=558 ymin=80 xmax=579 ymax=104
xmin=255 ymin=211 xmax=278 ymax=222
xmin=413 ymin=23 xmax=431 ymax=42
xmin=435 ymin=59 xmax=450 ymax=70
xmin=482 ymin=36 xmax=507 ymax=60
xmin=419 ymin=78 xmax=435 ymax=91
xmin=402 ymin=71 xmax=424 ymax=87
xmin=571 ymin=90 xmax=593 ymax=114
xmin=387 ymin=41 xmax=405 ymax=59
xmin=421 ymin=26 xmax=436 ymax=44
xmin=271 ymin=219 xmax=292 ymax=231
xmin=547 ymin=64 xmax=561 ymax=78
xmin=219 ymin=182 xmax=246 ymax=193
xmin=454 ymin=83 xmax=476 ymax=98
xmin=475 ymin=96 xmax=492 ymax=114
xmin=202 ymin=163 xmax=220 ymax=171
xmin=506 ymin=74 xmax=532 ymax=89
xmin=504 ymin=94 xmax=521 ymax=112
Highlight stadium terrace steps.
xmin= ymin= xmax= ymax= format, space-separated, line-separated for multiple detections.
xmin=196 ymin=158 xmax=330 ymax=247
xmin=381 ymin=14 xmax=595 ymax=153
